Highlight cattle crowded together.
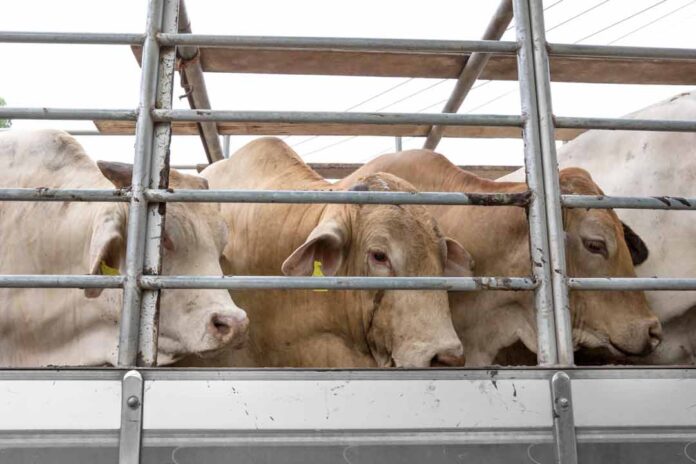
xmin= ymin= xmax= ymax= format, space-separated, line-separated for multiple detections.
xmin=0 ymin=91 xmax=694 ymax=368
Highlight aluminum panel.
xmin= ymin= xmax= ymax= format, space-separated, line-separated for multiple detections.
xmin=573 ymin=378 xmax=696 ymax=428
xmin=0 ymin=381 xmax=121 ymax=430
xmin=143 ymin=379 xmax=552 ymax=430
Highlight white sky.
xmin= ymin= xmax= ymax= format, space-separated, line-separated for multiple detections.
xmin=1 ymin=0 xmax=694 ymax=168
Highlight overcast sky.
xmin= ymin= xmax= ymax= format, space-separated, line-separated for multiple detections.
xmin=1 ymin=0 xmax=694 ymax=168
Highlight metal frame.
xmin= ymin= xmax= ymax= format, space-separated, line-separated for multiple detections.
xmin=2 ymin=0 xmax=696 ymax=462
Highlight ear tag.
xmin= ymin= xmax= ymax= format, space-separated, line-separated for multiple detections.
xmin=100 ymin=261 xmax=120 ymax=276
xmin=312 ymin=260 xmax=328 ymax=292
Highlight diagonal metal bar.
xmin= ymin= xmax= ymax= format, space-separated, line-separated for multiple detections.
xmin=176 ymin=0 xmax=224 ymax=163
xmin=423 ymin=0 xmax=514 ymax=150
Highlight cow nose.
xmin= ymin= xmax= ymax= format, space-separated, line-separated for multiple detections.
xmin=430 ymin=345 xmax=466 ymax=367
xmin=209 ymin=312 xmax=249 ymax=344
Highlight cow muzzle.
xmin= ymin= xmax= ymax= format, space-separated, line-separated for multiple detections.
xmin=208 ymin=311 xmax=249 ymax=348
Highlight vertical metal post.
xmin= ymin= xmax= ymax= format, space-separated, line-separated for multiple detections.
xmin=138 ymin=0 xmax=180 ymax=367
xmin=512 ymin=0 xmax=558 ymax=366
xmin=223 ymin=134 xmax=231 ymax=158
xmin=550 ymin=372 xmax=578 ymax=464
xmin=118 ymin=0 xmax=166 ymax=367
xmin=118 ymin=370 xmax=144 ymax=464
xmin=528 ymin=0 xmax=574 ymax=366
xmin=395 ymin=136 xmax=403 ymax=151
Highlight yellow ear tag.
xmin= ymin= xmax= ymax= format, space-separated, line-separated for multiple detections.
xmin=312 ymin=260 xmax=328 ymax=292
xmin=100 ymin=261 xmax=120 ymax=276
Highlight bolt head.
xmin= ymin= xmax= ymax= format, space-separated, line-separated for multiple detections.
xmin=558 ymin=397 xmax=570 ymax=410
xmin=127 ymin=395 xmax=140 ymax=409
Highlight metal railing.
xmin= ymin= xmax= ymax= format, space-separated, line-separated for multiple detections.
xmin=2 ymin=0 xmax=696 ymax=462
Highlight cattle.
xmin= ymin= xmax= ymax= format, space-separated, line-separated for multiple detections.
xmin=349 ymin=150 xmax=661 ymax=366
xmin=550 ymin=91 xmax=696 ymax=325
xmin=176 ymin=137 xmax=472 ymax=368
xmin=0 ymin=130 xmax=248 ymax=366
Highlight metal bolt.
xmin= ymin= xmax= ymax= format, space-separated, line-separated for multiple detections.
xmin=558 ymin=397 xmax=570 ymax=410
xmin=127 ymin=395 xmax=140 ymax=409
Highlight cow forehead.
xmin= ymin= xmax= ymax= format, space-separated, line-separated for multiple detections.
xmin=355 ymin=203 xmax=444 ymax=261
xmin=165 ymin=202 xmax=228 ymax=252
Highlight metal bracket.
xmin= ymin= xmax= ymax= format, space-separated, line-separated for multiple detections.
xmin=550 ymin=371 xmax=578 ymax=464
xmin=119 ymin=370 xmax=144 ymax=464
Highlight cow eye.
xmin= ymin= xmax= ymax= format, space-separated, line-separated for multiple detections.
xmin=370 ymin=251 xmax=389 ymax=265
xmin=582 ymin=238 xmax=608 ymax=258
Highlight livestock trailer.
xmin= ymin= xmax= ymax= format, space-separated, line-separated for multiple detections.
xmin=1 ymin=0 xmax=696 ymax=462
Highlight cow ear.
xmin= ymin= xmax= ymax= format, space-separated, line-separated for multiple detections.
xmin=622 ymin=221 xmax=649 ymax=266
xmin=281 ymin=219 xmax=347 ymax=277
xmin=444 ymin=237 xmax=474 ymax=277
xmin=86 ymin=214 xmax=126 ymax=298
xmin=97 ymin=161 xmax=133 ymax=188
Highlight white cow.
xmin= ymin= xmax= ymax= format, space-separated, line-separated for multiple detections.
xmin=0 ymin=130 xmax=249 ymax=367
xmin=503 ymin=91 xmax=696 ymax=323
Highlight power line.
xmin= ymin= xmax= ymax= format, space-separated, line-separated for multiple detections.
xmin=574 ymin=0 xmax=667 ymax=43
xmin=607 ymin=0 xmax=696 ymax=44
xmin=545 ymin=0 xmax=611 ymax=33
xmin=289 ymin=78 xmax=416 ymax=148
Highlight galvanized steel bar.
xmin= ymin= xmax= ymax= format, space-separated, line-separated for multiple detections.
xmin=555 ymin=116 xmax=696 ymax=132
xmin=562 ymin=194 xmax=696 ymax=210
xmin=0 ymin=31 xmax=145 ymax=45
xmin=138 ymin=0 xmax=179 ymax=367
xmin=118 ymin=370 xmax=144 ymax=464
xmin=568 ymin=278 xmax=696 ymax=291
xmin=154 ymin=109 xmax=523 ymax=126
xmin=423 ymin=0 xmax=514 ymax=150
xmin=118 ymin=0 xmax=166 ymax=368
xmin=528 ymin=0 xmax=574 ymax=367
xmin=550 ymin=372 xmax=578 ymax=464
xmin=0 ymin=188 xmax=130 ymax=202
xmin=222 ymin=134 xmax=231 ymax=158
xmin=513 ymin=0 xmax=558 ymax=367
xmin=156 ymin=33 xmax=519 ymax=54
xmin=0 ymin=108 xmax=136 ymax=120
xmin=0 ymin=275 xmax=124 ymax=289
xmin=177 ymin=0 xmax=224 ymax=163
xmin=140 ymin=275 xmax=537 ymax=291
xmin=145 ymin=188 xmax=532 ymax=206
xmin=548 ymin=42 xmax=696 ymax=61
xmin=0 ymin=128 xmax=128 ymax=136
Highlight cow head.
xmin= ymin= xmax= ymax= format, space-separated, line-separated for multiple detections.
xmin=560 ymin=168 xmax=661 ymax=359
xmin=90 ymin=161 xmax=249 ymax=364
xmin=281 ymin=173 xmax=472 ymax=368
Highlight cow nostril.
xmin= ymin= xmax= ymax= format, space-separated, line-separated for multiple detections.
xmin=430 ymin=350 xmax=466 ymax=367
xmin=646 ymin=319 xmax=662 ymax=351
xmin=211 ymin=314 xmax=232 ymax=336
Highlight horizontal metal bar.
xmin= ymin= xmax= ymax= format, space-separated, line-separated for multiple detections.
xmin=548 ymin=43 xmax=696 ymax=61
xmin=0 ymin=188 xmax=131 ymax=202
xmin=0 ymin=108 xmax=137 ymax=121
xmin=0 ymin=129 xmax=125 ymax=136
xmin=153 ymin=109 xmax=524 ymax=126
xmin=156 ymin=33 xmax=519 ymax=54
xmin=568 ymin=278 xmax=696 ymax=291
xmin=562 ymin=195 xmax=696 ymax=210
xmin=140 ymin=276 xmax=537 ymax=291
xmin=0 ymin=31 xmax=145 ymax=45
xmin=170 ymin=164 xmax=202 ymax=170
xmin=555 ymin=116 xmax=696 ymax=132
xmin=0 ymin=275 xmax=124 ymax=289
xmin=145 ymin=188 xmax=531 ymax=206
